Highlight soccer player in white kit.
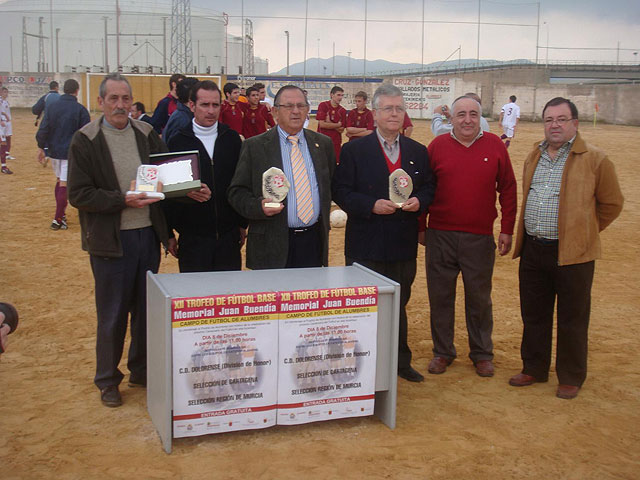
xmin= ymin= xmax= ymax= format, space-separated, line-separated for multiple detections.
xmin=499 ymin=95 xmax=520 ymax=149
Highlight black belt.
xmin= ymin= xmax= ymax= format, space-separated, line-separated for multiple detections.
xmin=290 ymin=223 xmax=319 ymax=234
xmin=526 ymin=234 xmax=558 ymax=246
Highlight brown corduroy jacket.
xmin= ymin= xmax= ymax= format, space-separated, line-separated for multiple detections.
xmin=513 ymin=132 xmax=624 ymax=266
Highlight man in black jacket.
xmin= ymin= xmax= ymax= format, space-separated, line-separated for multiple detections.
xmin=68 ymin=74 xmax=170 ymax=408
xmin=166 ymin=80 xmax=245 ymax=272
xmin=333 ymin=84 xmax=436 ymax=382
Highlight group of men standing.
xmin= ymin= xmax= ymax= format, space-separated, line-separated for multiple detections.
xmin=46 ymin=72 xmax=621 ymax=407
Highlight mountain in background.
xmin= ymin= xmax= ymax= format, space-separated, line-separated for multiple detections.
xmin=270 ymin=55 xmax=533 ymax=76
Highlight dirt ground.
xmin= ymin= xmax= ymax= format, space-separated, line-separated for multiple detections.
xmin=1 ymin=109 xmax=639 ymax=480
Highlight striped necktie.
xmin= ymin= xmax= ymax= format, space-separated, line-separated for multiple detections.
xmin=288 ymin=135 xmax=314 ymax=225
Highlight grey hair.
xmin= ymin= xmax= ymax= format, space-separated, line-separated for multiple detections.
xmin=98 ymin=73 xmax=132 ymax=98
xmin=372 ymin=84 xmax=405 ymax=110
xmin=451 ymin=95 xmax=482 ymax=115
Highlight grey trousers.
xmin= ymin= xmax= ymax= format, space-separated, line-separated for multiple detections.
xmin=426 ymin=229 xmax=495 ymax=363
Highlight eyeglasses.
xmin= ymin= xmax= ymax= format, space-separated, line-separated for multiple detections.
xmin=377 ymin=106 xmax=406 ymax=115
xmin=275 ymin=103 xmax=309 ymax=111
xmin=544 ymin=117 xmax=574 ymax=126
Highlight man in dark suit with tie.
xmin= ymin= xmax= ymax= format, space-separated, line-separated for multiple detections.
xmin=332 ymin=83 xmax=436 ymax=382
xmin=228 ymin=85 xmax=336 ymax=269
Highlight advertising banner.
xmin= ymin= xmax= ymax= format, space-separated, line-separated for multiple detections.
xmin=277 ymin=287 xmax=378 ymax=425
xmin=171 ymin=293 xmax=279 ymax=437
xmin=170 ymin=286 xmax=378 ymax=437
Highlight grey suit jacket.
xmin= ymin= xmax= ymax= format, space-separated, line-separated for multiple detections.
xmin=228 ymin=127 xmax=336 ymax=269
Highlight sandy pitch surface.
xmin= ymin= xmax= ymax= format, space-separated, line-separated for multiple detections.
xmin=1 ymin=110 xmax=639 ymax=479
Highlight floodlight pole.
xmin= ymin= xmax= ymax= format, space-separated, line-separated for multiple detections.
xmin=303 ymin=0 xmax=308 ymax=87
xmin=284 ymin=30 xmax=290 ymax=75
xmin=49 ymin=0 xmax=54 ymax=72
xmin=476 ymin=0 xmax=481 ymax=70
xmin=103 ymin=16 xmax=109 ymax=72
xmin=363 ymin=0 xmax=367 ymax=85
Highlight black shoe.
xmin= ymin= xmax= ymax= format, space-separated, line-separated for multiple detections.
xmin=100 ymin=385 xmax=122 ymax=407
xmin=398 ymin=366 xmax=425 ymax=382
xmin=128 ymin=374 xmax=147 ymax=388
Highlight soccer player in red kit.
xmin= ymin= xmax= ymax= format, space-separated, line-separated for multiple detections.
xmin=221 ymin=82 xmax=247 ymax=136
xmin=242 ymin=86 xmax=275 ymax=138
xmin=317 ymin=86 xmax=347 ymax=162
xmin=346 ymin=90 xmax=374 ymax=141
xmin=401 ymin=112 xmax=414 ymax=137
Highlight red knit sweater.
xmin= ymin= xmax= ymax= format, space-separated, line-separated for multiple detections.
xmin=426 ymin=132 xmax=517 ymax=235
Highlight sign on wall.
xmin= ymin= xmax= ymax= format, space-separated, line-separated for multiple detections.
xmin=392 ymin=77 xmax=457 ymax=119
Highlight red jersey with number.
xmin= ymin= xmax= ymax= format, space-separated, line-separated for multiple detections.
xmin=316 ymin=100 xmax=347 ymax=162
xmin=346 ymin=107 xmax=374 ymax=141
xmin=242 ymin=104 xmax=275 ymax=139
xmin=220 ymin=101 xmax=247 ymax=136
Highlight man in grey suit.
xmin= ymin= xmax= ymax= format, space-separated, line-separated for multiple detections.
xmin=228 ymin=85 xmax=336 ymax=269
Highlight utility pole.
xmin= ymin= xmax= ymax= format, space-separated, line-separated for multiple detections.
xmin=22 ymin=17 xmax=29 ymax=72
xmin=56 ymin=28 xmax=60 ymax=72
xmin=284 ymin=30 xmax=290 ymax=75
xmin=38 ymin=17 xmax=45 ymax=71
xmin=103 ymin=16 xmax=109 ymax=72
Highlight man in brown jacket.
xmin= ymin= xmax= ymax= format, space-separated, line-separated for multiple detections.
xmin=509 ymin=97 xmax=623 ymax=399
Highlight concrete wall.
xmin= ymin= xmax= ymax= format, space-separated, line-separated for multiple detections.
xmin=491 ymin=83 xmax=640 ymax=125
xmin=0 ymin=73 xmax=85 ymax=109
xmin=1 ymin=72 xmax=222 ymax=114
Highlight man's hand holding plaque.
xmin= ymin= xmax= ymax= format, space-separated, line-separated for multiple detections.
xmin=262 ymin=167 xmax=289 ymax=215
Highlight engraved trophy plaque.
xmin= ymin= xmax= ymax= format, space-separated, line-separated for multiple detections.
xmin=389 ymin=169 xmax=413 ymax=207
xmin=126 ymin=165 xmax=165 ymax=199
xmin=262 ymin=167 xmax=290 ymax=208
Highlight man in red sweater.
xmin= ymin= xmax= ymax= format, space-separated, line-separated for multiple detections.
xmin=423 ymin=95 xmax=517 ymax=378
xmin=242 ymin=86 xmax=275 ymax=138
xmin=316 ymin=86 xmax=347 ymax=162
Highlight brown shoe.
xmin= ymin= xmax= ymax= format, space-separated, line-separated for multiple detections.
xmin=475 ymin=360 xmax=494 ymax=377
xmin=428 ymin=356 xmax=451 ymax=375
xmin=556 ymin=384 xmax=580 ymax=399
xmin=509 ymin=373 xmax=538 ymax=387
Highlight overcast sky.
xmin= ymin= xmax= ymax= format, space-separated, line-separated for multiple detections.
xmin=193 ymin=0 xmax=640 ymax=72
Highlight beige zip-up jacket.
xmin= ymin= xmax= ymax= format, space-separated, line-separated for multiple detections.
xmin=513 ymin=132 xmax=623 ymax=266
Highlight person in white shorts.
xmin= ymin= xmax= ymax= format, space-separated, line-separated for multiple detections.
xmin=35 ymin=79 xmax=90 ymax=230
xmin=499 ymin=95 xmax=520 ymax=149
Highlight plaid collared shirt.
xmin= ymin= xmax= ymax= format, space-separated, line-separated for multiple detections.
xmin=524 ymin=137 xmax=575 ymax=239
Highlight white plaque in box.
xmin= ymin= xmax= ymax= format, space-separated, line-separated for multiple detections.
xmin=149 ymin=150 xmax=202 ymax=198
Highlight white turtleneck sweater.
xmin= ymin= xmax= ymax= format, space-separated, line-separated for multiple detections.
xmin=192 ymin=119 xmax=218 ymax=159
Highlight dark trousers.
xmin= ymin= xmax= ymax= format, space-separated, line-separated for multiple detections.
xmin=286 ymin=222 xmax=323 ymax=268
xmin=426 ymin=229 xmax=495 ymax=363
xmin=90 ymin=227 xmax=160 ymax=390
xmin=177 ymin=229 xmax=242 ymax=273
xmin=519 ymin=236 xmax=594 ymax=387
xmin=347 ymin=257 xmax=417 ymax=371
